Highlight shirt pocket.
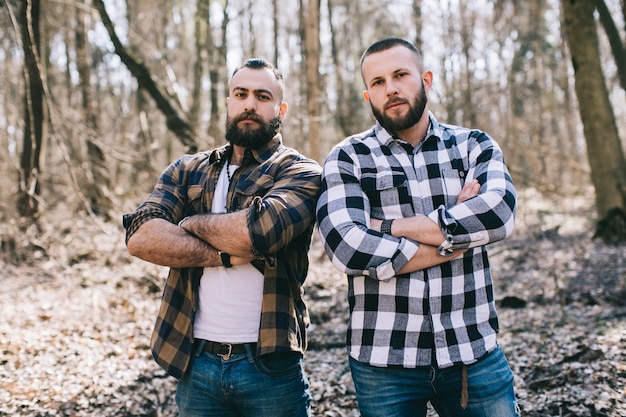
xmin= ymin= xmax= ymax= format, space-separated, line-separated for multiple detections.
xmin=233 ymin=173 xmax=275 ymax=209
xmin=186 ymin=184 xmax=205 ymax=214
xmin=360 ymin=170 xmax=408 ymax=214
xmin=441 ymin=168 xmax=467 ymax=208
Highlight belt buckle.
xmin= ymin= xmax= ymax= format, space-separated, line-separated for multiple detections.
xmin=217 ymin=343 xmax=233 ymax=360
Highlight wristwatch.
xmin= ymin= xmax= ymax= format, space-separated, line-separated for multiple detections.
xmin=380 ymin=219 xmax=394 ymax=235
xmin=437 ymin=239 xmax=454 ymax=257
xmin=219 ymin=251 xmax=232 ymax=268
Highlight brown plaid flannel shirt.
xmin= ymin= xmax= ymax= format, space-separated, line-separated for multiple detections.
xmin=123 ymin=135 xmax=321 ymax=379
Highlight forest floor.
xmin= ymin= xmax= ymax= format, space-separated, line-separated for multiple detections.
xmin=1 ymin=189 xmax=625 ymax=417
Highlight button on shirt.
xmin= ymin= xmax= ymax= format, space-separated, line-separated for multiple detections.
xmin=123 ymin=135 xmax=321 ymax=379
xmin=315 ymin=113 xmax=516 ymax=369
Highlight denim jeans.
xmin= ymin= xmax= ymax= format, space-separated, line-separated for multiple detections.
xmin=349 ymin=346 xmax=520 ymax=417
xmin=176 ymin=342 xmax=311 ymax=417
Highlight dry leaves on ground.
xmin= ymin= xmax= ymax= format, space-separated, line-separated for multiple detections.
xmin=1 ymin=191 xmax=625 ymax=416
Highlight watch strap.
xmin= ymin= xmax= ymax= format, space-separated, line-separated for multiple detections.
xmin=380 ymin=219 xmax=394 ymax=235
xmin=219 ymin=251 xmax=232 ymax=268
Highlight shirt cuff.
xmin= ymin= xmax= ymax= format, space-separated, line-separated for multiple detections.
xmin=371 ymin=239 xmax=420 ymax=281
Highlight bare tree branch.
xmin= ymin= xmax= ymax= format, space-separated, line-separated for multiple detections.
xmin=92 ymin=0 xmax=198 ymax=153
xmin=595 ymin=0 xmax=626 ymax=92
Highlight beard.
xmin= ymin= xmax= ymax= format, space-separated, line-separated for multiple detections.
xmin=370 ymin=82 xmax=428 ymax=134
xmin=225 ymin=111 xmax=282 ymax=149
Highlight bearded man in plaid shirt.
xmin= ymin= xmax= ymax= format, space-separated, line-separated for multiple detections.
xmin=124 ymin=58 xmax=320 ymax=417
xmin=316 ymin=38 xmax=520 ymax=417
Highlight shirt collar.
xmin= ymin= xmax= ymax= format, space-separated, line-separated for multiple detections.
xmin=373 ymin=112 xmax=440 ymax=148
xmin=247 ymin=133 xmax=283 ymax=164
xmin=210 ymin=134 xmax=283 ymax=165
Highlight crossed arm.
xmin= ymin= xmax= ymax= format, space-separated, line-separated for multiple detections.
xmin=370 ymin=179 xmax=481 ymax=274
xmin=126 ymin=210 xmax=254 ymax=269
xmin=127 ymin=155 xmax=321 ymax=270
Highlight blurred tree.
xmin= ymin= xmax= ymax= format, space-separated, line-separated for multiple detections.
xmin=562 ymin=0 xmax=626 ymax=242
xmin=412 ymin=0 xmax=422 ymax=51
xmin=595 ymin=0 xmax=626 ymax=92
xmin=301 ymin=0 xmax=321 ymax=161
xmin=92 ymin=0 xmax=198 ymax=154
xmin=76 ymin=0 xmax=114 ymax=219
xmin=206 ymin=0 xmax=229 ymax=145
xmin=16 ymin=0 xmax=45 ymax=222
xmin=190 ymin=0 xmax=209 ymax=134
xmin=1 ymin=0 xmax=624 ymax=243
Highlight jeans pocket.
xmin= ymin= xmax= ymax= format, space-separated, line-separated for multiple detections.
xmin=254 ymin=352 xmax=302 ymax=377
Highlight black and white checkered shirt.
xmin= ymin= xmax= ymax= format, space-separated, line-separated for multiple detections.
xmin=316 ymin=113 xmax=517 ymax=368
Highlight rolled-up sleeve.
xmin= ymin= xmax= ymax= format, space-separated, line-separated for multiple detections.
xmin=316 ymin=146 xmax=420 ymax=280
xmin=123 ymin=155 xmax=200 ymax=244
xmin=247 ymin=157 xmax=322 ymax=259
xmin=426 ymin=131 xmax=516 ymax=250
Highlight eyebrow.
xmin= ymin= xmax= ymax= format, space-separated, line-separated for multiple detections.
xmin=367 ymin=68 xmax=411 ymax=84
xmin=232 ymin=86 xmax=274 ymax=98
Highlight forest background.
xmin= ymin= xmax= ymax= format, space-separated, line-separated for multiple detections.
xmin=1 ymin=0 xmax=626 ymax=416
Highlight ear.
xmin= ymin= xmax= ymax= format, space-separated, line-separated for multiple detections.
xmin=362 ymin=90 xmax=370 ymax=102
xmin=422 ymin=70 xmax=433 ymax=92
xmin=279 ymin=102 xmax=288 ymax=119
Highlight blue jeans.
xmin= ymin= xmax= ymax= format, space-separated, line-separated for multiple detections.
xmin=176 ymin=342 xmax=311 ymax=417
xmin=349 ymin=346 xmax=520 ymax=417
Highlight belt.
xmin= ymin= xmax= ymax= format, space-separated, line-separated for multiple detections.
xmin=197 ymin=340 xmax=256 ymax=360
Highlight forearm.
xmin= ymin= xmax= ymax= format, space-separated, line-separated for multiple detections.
xmin=179 ymin=210 xmax=254 ymax=257
xmin=372 ymin=178 xmax=481 ymax=246
xmin=397 ymin=243 xmax=463 ymax=274
xmin=390 ymin=215 xmax=446 ymax=246
xmin=127 ymin=218 xmax=221 ymax=268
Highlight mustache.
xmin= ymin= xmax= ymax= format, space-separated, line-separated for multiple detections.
xmin=384 ymin=97 xmax=408 ymax=110
xmin=231 ymin=111 xmax=264 ymax=124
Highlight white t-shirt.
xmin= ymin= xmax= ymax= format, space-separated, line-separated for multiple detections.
xmin=192 ymin=162 xmax=264 ymax=343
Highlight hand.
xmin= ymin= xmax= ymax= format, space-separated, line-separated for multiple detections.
xmin=456 ymin=179 xmax=480 ymax=204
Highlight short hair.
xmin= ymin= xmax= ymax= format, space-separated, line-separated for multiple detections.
xmin=232 ymin=57 xmax=285 ymax=99
xmin=360 ymin=37 xmax=424 ymax=72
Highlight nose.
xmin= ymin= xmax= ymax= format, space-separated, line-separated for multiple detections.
xmin=385 ymin=80 xmax=399 ymax=97
xmin=243 ymin=96 xmax=256 ymax=112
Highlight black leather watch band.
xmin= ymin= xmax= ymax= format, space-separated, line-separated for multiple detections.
xmin=219 ymin=251 xmax=232 ymax=268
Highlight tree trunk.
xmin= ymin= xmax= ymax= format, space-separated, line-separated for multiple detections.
xmin=562 ymin=0 xmax=626 ymax=242
xmin=412 ymin=0 xmax=423 ymax=52
xmin=459 ymin=2 xmax=478 ymax=128
xmin=76 ymin=0 xmax=113 ymax=219
xmin=326 ymin=0 xmax=364 ymax=139
xmin=302 ymin=0 xmax=321 ymax=162
xmin=206 ymin=0 xmax=229 ymax=146
xmin=272 ymin=0 xmax=279 ymax=66
xmin=17 ymin=0 xmax=45 ymax=221
xmin=190 ymin=0 xmax=208 ymax=133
